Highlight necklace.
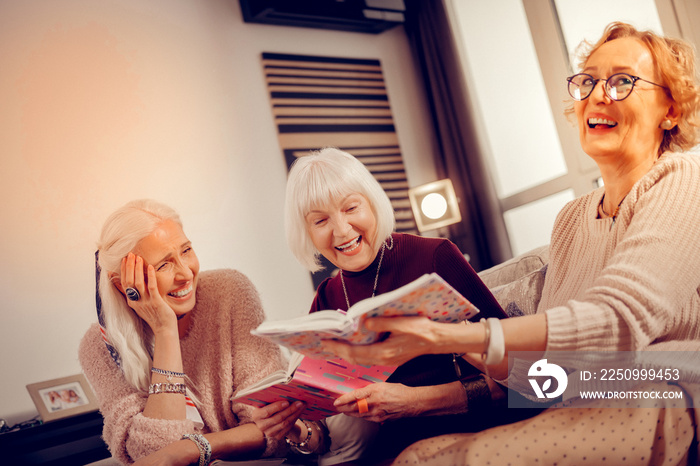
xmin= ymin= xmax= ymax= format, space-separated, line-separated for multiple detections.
xmin=600 ymin=193 xmax=626 ymax=228
xmin=339 ymin=236 xmax=394 ymax=311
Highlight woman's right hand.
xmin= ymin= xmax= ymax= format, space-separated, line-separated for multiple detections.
xmin=120 ymin=252 xmax=177 ymax=334
xmin=251 ymin=400 xmax=305 ymax=441
xmin=322 ymin=316 xmax=445 ymax=366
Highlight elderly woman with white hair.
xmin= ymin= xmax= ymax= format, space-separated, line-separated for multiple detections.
xmin=79 ymin=199 xmax=286 ymax=465
xmin=252 ymin=148 xmax=519 ymax=464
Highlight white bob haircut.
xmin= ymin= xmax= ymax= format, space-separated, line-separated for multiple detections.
xmin=285 ymin=148 xmax=395 ymax=272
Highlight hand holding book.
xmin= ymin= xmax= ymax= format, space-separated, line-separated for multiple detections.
xmin=252 ymin=273 xmax=479 ymax=359
xmin=235 ymin=274 xmax=479 ymax=419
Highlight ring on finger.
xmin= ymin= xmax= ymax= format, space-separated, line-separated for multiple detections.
xmin=125 ymin=287 xmax=141 ymax=301
xmin=357 ymin=398 xmax=369 ymax=414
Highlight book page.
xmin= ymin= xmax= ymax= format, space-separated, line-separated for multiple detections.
xmin=346 ymin=273 xmax=479 ymax=347
xmin=233 ymin=352 xmax=304 ymax=398
xmin=252 ymin=311 xmax=350 ymax=334
xmin=253 ymin=273 xmax=479 ymax=358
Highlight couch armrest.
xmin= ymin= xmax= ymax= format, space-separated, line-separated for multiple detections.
xmin=478 ymin=245 xmax=549 ymax=289
xmin=478 ymin=245 xmax=549 ymax=317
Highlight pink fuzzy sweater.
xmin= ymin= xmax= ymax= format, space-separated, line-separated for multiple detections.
xmin=79 ymin=269 xmax=285 ymax=464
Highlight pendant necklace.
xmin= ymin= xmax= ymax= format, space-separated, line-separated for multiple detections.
xmin=340 ymin=236 xmax=394 ymax=311
xmin=600 ymin=193 xmax=626 ymax=229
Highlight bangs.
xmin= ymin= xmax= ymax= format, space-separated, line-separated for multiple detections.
xmin=296 ymin=160 xmax=363 ymax=217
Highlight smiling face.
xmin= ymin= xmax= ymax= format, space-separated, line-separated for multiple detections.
xmin=133 ymin=220 xmax=200 ymax=317
xmin=575 ymin=37 xmax=675 ymax=165
xmin=305 ymin=193 xmax=379 ymax=272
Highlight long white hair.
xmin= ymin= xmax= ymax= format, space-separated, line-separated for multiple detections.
xmin=96 ymin=199 xmax=182 ymax=392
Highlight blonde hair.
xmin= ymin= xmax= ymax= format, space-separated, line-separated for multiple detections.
xmin=96 ymin=199 xmax=182 ymax=392
xmin=285 ymin=148 xmax=395 ymax=272
xmin=568 ymin=22 xmax=700 ymax=153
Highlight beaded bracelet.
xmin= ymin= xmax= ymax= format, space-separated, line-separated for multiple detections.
xmin=151 ymin=367 xmax=186 ymax=382
xmin=148 ymin=382 xmax=186 ymax=395
xmin=182 ymin=433 xmax=212 ymax=466
xmin=286 ymin=419 xmax=314 ymax=454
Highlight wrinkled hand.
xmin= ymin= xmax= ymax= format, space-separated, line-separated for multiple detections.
xmin=120 ymin=252 xmax=177 ymax=334
xmin=251 ymin=400 xmax=305 ymax=441
xmin=322 ymin=316 xmax=440 ymax=366
xmin=333 ymin=382 xmax=420 ymax=423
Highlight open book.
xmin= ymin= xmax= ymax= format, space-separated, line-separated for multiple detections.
xmin=253 ymin=273 xmax=479 ymax=358
xmin=231 ymin=352 xmax=395 ymax=420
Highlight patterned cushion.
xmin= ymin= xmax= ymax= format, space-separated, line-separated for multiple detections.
xmin=477 ymin=245 xmax=549 ymax=317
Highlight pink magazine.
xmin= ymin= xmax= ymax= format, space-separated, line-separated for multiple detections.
xmin=232 ymin=355 xmax=395 ymax=420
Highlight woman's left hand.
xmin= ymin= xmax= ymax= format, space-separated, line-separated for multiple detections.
xmin=251 ymin=400 xmax=305 ymax=440
xmin=333 ymin=382 xmax=420 ymax=423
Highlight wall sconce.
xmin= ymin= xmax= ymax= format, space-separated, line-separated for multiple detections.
xmin=408 ymin=179 xmax=462 ymax=232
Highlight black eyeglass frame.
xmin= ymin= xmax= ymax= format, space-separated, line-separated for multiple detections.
xmin=566 ymin=72 xmax=668 ymax=101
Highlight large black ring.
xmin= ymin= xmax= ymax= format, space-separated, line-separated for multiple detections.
xmin=125 ymin=287 xmax=141 ymax=302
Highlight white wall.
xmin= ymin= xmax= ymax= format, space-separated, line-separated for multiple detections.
xmin=0 ymin=0 xmax=438 ymax=425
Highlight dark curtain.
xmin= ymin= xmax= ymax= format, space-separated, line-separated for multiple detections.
xmin=403 ymin=0 xmax=512 ymax=271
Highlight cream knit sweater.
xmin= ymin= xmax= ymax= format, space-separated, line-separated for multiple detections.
xmin=541 ymin=152 xmax=700 ymax=354
xmin=79 ymin=269 xmax=285 ymax=464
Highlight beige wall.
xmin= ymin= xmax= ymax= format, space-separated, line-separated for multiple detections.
xmin=0 ymin=0 xmax=439 ymax=424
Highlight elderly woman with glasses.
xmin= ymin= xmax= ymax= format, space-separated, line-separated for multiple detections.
xmin=321 ymin=22 xmax=700 ymax=465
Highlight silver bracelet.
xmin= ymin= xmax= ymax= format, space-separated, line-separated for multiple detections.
xmin=151 ymin=366 xmax=186 ymax=382
xmin=182 ymin=433 xmax=212 ymax=466
xmin=148 ymin=382 xmax=186 ymax=395
xmin=286 ymin=419 xmax=314 ymax=454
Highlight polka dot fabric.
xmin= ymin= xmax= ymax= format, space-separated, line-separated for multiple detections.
xmin=393 ymin=384 xmax=693 ymax=465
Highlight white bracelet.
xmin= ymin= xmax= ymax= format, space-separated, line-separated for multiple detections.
xmin=481 ymin=318 xmax=505 ymax=365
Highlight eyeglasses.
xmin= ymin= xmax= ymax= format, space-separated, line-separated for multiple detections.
xmin=566 ymin=72 xmax=667 ymax=101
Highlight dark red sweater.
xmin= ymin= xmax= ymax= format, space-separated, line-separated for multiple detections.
xmin=310 ymin=232 xmax=506 ymax=321
xmin=309 ymin=234 xmax=510 ymax=459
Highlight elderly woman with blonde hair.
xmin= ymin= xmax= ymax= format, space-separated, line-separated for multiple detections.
xmin=79 ymin=199 xmax=286 ymax=465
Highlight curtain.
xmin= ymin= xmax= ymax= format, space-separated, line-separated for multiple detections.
xmin=403 ymin=0 xmax=512 ymax=271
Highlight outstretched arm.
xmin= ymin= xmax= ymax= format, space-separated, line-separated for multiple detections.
xmin=321 ymin=314 xmax=548 ymax=380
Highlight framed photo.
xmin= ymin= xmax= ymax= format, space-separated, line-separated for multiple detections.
xmin=26 ymin=374 xmax=98 ymax=422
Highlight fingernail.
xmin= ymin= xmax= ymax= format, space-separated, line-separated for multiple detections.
xmin=294 ymin=401 xmax=304 ymax=408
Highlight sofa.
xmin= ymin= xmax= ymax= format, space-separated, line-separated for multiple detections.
xmin=477 ymin=244 xmax=549 ymax=317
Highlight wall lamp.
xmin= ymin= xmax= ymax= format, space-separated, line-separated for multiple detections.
xmin=408 ymin=179 xmax=462 ymax=233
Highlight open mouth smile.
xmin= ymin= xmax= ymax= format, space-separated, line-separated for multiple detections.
xmin=588 ymin=117 xmax=618 ymax=129
xmin=168 ymin=284 xmax=193 ymax=298
xmin=335 ymin=236 xmax=362 ymax=253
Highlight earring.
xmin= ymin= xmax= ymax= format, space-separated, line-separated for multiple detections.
xmin=660 ymin=119 xmax=674 ymax=130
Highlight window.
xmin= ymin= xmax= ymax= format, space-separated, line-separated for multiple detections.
xmin=446 ymin=0 xmax=697 ymax=256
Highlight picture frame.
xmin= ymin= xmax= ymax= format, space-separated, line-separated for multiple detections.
xmin=26 ymin=374 xmax=98 ymax=422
